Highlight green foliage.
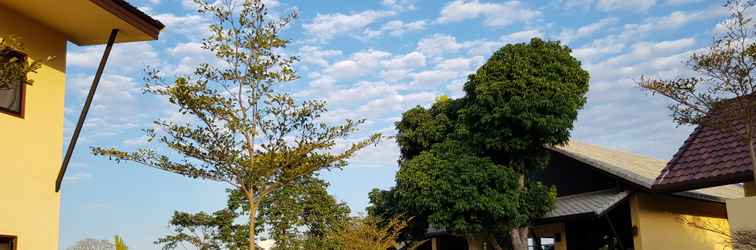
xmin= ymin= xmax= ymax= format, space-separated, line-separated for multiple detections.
xmin=156 ymin=177 xmax=350 ymax=250
xmin=114 ymin=236 xmax=128 ymax=250
xmin=327 ymin=216 xmax=408 ymax=250
xmin=155 ymin=208 xmax=247 ymax=250
xmin=372 ymin=38 xmax=587 ymax=249
xmin=91 ymin=1 xmax=380 ymax=249
xmin=395 ymin=140 xmax=522 ymax=234
xmin=257 ymin=176 xmax=350 ymax=250
xmin=0 ymin=35 xmax=51 ymax=90
xmin=460 ymin=38 xmax=589 ymax=171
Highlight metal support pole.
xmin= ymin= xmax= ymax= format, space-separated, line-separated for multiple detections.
xmin=55 ymin=29 xmax=119 ymax=192
xmin=605 ymin=214 xmax=626 ymax=250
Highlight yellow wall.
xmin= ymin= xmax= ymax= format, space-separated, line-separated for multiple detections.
xmin=0 ymin=4 xmax=66 ymax=250
xmin=533 ymin=223 xmax=567 ymax=250
xmin=631 ymin=193 xmax=732 ymax=250
xmin=726 ymin=196 xmax=756 ymax=232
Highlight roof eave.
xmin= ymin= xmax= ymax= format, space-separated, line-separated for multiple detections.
xmin=89 ymin=0 xmax=164 ymax=42
xmin=652 ymin=171 xmax=753 ymax=193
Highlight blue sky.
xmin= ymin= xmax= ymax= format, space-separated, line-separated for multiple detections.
xmin=60 ymin=0 xmax=730 ymax=248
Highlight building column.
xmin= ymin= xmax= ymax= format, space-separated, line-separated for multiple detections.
xmin=431 ymin=238 xmax=438 ymax=250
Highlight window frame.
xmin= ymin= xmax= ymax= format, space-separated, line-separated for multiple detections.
xmin=0 ymin=234 xmax=17 ymax=250
xmin=0 ymin=49 xmax=28 ymax=118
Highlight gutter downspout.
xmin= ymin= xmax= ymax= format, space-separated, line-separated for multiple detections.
xmin=55 ymin=29 xmax=119 ymax=192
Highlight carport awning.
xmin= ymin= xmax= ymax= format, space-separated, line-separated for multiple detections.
xmin=542 ymin=189 xmax=631 ymax=221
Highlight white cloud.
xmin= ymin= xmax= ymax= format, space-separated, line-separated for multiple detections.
xmin=559 ymin=18 xmax=618 ymax=43
xmin=382 ymin=0 xmax=416 ymax=11
xmin=382 ymin=51 xmax=426 ymax=70
xmin=323 ymin=50 xmax=391 ymax=80
xmin=561 ymin=0 xmax=594 ymax=10
xmin=63 ymin=172 xmax=94 ymax=182
xmin=596 ymin=0 xmax=657 ymax=11
xmin=68 ymin=43 xmax=159 ymax=74
xmin=325 ymin=81 xmax=405 ymax=106
xmin=363 ymin=20 xmax=427 ymax=39
xmin=665 ymin=0 xmax=705 ymax=5
xmin=437 ymin=0 xmax=541 ymax=27
xmin=503 ymin=29 xmax=544 ymax=42
xmin=357 ymin=91 xmax=437 ymax=116
xmin=169 ymin=42 xmax=205 ymax=56
xmin=585 ymin=38 xmax=697 ymax=83
xmin=417 ymin=34 xmax=467 ymax=56
xmin=153 ymin=13 xmax=211 ymax=39
xmin=298 ymin=46 xmax=342 ymax=67
xmin=303 ymin=10 xmax=396 ymax=41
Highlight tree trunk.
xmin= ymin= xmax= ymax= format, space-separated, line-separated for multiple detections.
xmin=466 ymin=234 xmax=484 ymax=250
xmin=749 ymin=138 xmax=756 ymax=187
xmin=509 ymin=174 xmax=529 ymax=250
xmin=487 ymin=234 xmax=503 ymax=250
xmin=510 ymin=227 xmax=529 ymax=250
xmin=246 ymin=191 xmax=258 ymax=250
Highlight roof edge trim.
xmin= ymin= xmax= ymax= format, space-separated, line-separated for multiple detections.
xmin=89 ymin=0 xmax=164 ymax=40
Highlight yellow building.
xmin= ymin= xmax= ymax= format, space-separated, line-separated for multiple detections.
xmin=413 ymin=140 xmax=742 ymax=250
xmin=0 ymin=1 xmax=163 ymax=249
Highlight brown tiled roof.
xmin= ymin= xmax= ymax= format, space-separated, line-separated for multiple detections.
xmin=551 ymin=140 xmax=744 ymax=201
xmin=653 ymin=124 xmax=754 ymax=192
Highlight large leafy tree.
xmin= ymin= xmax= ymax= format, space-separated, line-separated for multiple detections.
xmin=371 ymin=38 xmax=589 ymax=250
xmin=639 ymin=0 xmax=756 ymax=183
xmin=92 ymin=1 xmax=379 ymax=250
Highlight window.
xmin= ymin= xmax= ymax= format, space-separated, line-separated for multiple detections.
xmin=0 ymin=235 xmax=16 ymax=250
xmin=0 ymin=49 xmax=27 ymax=117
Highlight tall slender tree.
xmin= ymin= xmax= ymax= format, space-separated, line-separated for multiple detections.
xmin=92 ymin=1 xmax=380 ymax=250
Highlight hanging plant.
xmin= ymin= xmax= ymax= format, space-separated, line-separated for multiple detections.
xmin=0 ymin=35 xmax=51 ymax=91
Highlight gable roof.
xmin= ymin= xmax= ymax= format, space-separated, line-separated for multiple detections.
xmin=550 ymin=140 xmax=744 ymax=201
xmin=653 ymin=125 xmax=754 ymax=192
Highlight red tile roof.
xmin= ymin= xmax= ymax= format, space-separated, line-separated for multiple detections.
xmin=653 ymin=123 xmax=754 ymax=192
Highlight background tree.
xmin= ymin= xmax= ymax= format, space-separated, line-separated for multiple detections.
xmin=254 ymin=176 xmax=350 ymax=250
xmin=155 ymin=207 xmax=247 ymax=250
xmin=65 ymin=239 xmax=113 ymax=250
xmin=156 ymin=177 xmax=349 ymax=250
xmin=328 ymin=216 xmax=407 ymax=250
xmin=372 ymin=38 xmax=589 ymax=250
xmin=92 ymin=1 xmax=380 ymax=250
xmin=114 ymin=236 xmax=128 ymax=250
xmin=639 ymin=0 xmax=756 ymax=182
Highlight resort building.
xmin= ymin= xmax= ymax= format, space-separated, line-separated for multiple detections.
xmin=0 ymin=1 xmax=163 ymax=249
xmin=415 ymin=140 xmax=742 ymax=250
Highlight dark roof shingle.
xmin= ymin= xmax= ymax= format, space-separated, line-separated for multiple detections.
xmin=653 ymin=124 xmax=754 ymax=192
